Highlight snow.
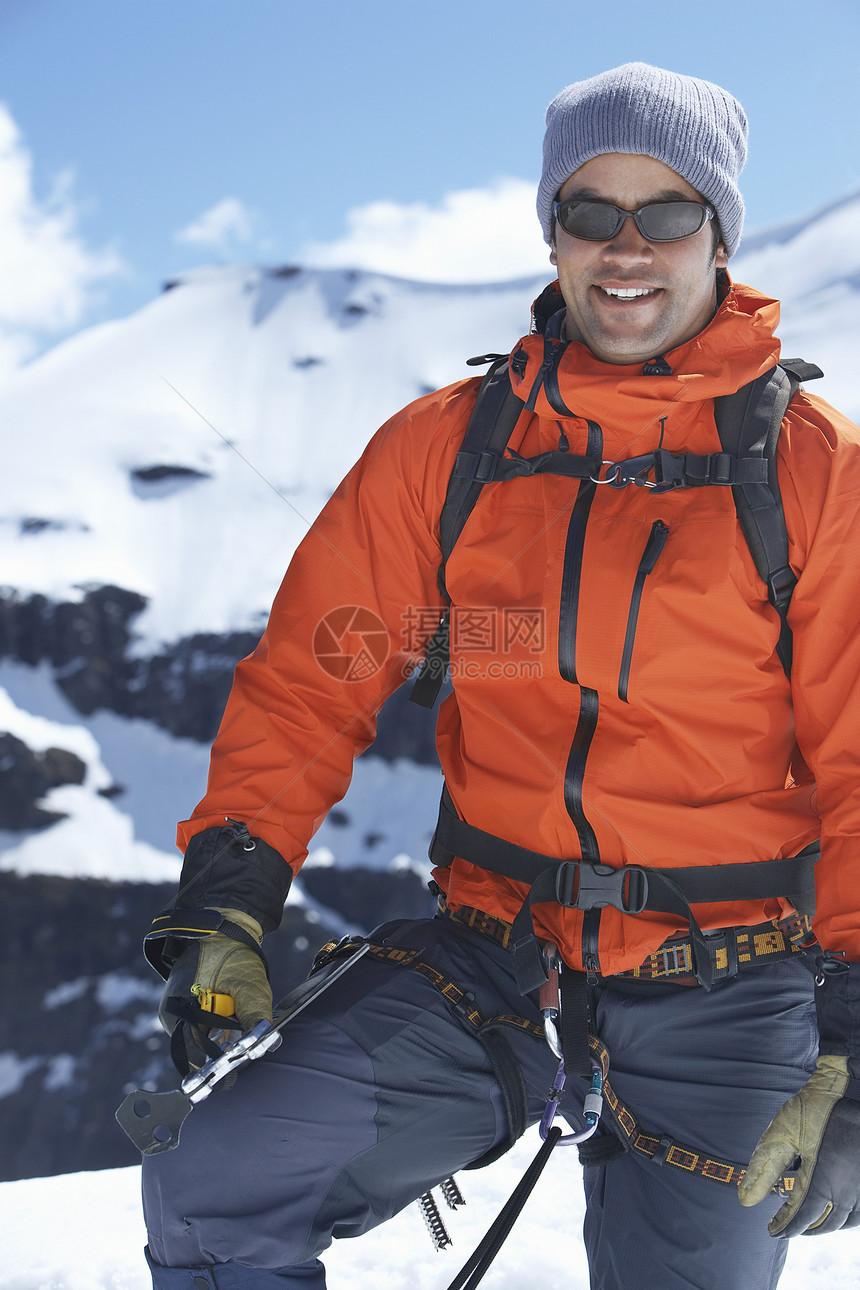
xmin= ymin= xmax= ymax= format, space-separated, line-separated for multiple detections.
xmin=0 ymin=266 xmax=545 ymax=649
xmin=2 ymin=1144 xmax=860 ymax=1289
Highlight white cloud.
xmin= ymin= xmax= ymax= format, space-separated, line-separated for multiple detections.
xmin=175 ymin=197 xmax=255 ymax=251
xmin=300 ymin=178 xmax=552 ymax=284
xmin=0 ymin=104 xmax=121 ymax=380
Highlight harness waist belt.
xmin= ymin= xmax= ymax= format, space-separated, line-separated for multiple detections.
xmin=430 ymin=787 xmax=819 ymax=993
xmin=440 ymin=896 xmax=814 ymax=985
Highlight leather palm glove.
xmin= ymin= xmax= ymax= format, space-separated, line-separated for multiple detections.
xmin=739 ymin=954 xmax=860 ymax=1237
xmin=738 ymin=1054 xmax=860 ymax=1235
xmin=144 ymin=820 xmax=292 ymax=1073
xmin=157 ymin=907 xmax=273 ymax=1071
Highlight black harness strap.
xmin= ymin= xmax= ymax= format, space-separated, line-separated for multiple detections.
xmin=465 ymin=1025 xmax=529 ymax=1170
xmin=432 ymin=785 xmax=818 ymax=995
xmin=715 ymin=358 xmax=822 ymax=678
xmin=410 ymin=358 xmax=525 ymax=708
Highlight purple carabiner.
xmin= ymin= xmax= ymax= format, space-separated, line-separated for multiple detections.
xmin=539 ymin=1058 xmax=604 ymax=1146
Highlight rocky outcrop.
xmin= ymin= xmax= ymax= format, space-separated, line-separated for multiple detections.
xmin=0 ymin=735 xmax=86 ymax=829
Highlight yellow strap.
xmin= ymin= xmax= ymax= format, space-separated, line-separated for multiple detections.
xmin=191 ymin=985 xmax=235 ymax=1016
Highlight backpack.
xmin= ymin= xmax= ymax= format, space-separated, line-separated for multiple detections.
xmin=409 ymin=353 xmax=823 ymax=708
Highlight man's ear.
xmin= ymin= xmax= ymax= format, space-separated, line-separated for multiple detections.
xmin=549 ymin=242 xmax=558 ymax=266
xmin=716 ymin=244 xmax=728 ymax=269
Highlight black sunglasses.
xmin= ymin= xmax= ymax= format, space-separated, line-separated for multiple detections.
xmin=553 ymin=196 xmax=715 ymax=244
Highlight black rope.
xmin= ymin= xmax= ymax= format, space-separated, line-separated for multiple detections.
xmin=444 ymin=1126 xmax=562 ymax=1290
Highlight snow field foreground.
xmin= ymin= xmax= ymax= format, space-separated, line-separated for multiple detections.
xmin=2 ymin=1139 xmax=860 ymax=1290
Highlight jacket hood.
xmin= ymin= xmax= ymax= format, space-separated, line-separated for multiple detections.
xmin=515 ymin=276 xmax=782 ymax=429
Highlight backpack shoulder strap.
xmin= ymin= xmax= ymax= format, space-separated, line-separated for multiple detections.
xmin=714 ymin=358 xmax=823 ymax=679
xmin=409 ymin=358 xmax=525 ymax=708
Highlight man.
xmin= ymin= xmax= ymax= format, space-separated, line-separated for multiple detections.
xmin=140 ymin=64 xmax=860 ymax=1289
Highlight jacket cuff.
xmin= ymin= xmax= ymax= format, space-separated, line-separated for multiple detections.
xmin=816 ymin=958 xmax=860 ymax=1060
xmin=143 ymin=906 xmax=268 ymax=980
xmin=167 ymin=821 xmax=292 ymax=934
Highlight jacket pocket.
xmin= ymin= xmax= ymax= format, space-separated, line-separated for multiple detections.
xmin=618 ymin=520 xmax=669 ymax=702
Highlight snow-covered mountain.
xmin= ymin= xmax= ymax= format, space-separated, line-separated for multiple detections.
xmin=0 ymin=265 xmax=546 ymax=647
xmin=0 ymin=189 xmax=858 ymax=1184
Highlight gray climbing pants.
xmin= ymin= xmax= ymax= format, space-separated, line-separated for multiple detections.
xmin=142 ymin=915 xmax=817 ymax=1290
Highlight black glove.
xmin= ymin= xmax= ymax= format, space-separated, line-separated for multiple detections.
xmin=739 ymin=956 xmax=860 ymax=1236
xmin=144 ymin=819 xmax=292 ymax=1072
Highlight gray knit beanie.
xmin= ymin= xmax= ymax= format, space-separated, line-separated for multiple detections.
xmin=538 ymin=63 xmax=749 ymax=256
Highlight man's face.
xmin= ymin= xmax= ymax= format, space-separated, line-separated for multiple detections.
xmin=550 ymin=153 xmax=729 ymax=365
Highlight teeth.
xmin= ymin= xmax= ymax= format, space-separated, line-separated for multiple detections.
xmin=600 ymin=286 xmax=657 ymax=298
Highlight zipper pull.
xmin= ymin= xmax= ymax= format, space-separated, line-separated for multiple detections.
xmin=640 ymin=519 xmax=670 ymax=573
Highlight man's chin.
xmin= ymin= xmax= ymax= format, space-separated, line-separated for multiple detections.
xmin=589 ymin=333 xmax=668 ymax=366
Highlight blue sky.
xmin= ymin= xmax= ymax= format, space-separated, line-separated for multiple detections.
xmin=0 ymin=0 xmax=858 ymax=365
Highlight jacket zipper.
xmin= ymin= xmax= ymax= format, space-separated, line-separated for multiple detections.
xmin=558 ymin=420 xmax=604 ymax=974
xmin=618 ymin=520 xmax=670 ymax=703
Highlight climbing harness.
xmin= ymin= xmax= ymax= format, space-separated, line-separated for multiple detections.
xmin=430 ymin=781 xmax=818 ymax=1000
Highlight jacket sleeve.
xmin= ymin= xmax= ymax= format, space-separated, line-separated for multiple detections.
xmin=175 ymin=380 xmax=478 ymax=877
xmin=780 ymin=392 xmax=860 ymax=960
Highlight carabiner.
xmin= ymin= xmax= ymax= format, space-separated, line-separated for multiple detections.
xmin=539 ymin=943 xmax=562 ymax=1059
xmin=539 ymin=1058 xmax=604 ymax=1146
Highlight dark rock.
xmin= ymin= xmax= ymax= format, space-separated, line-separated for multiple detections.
xmin=0 ymin=734 xmax=86 ymax=830
xmin=130 ymin=466 xmax=209 ymax=485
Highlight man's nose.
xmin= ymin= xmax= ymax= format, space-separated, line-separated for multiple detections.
xmin=602 ymin=213 xmax=653 ymax=259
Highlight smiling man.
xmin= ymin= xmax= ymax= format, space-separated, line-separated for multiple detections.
xmin=140 ymin=65 xmax=860 ymax=1290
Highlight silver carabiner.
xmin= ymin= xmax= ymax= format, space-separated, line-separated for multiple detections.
xmin=540 ymin=943 xmax=562 ymax=1058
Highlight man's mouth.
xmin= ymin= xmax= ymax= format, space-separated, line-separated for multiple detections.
xmin=597 ymin=286 xmax=660 ymax=299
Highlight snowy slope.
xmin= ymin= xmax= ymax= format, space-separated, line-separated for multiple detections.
xmin=0 ymin=266 xmax=545 ymax=648
xmin=3 ymin=1147 xmax=860 ymax=1290
xmin=731 ymin=184 xmax=860 ymax=420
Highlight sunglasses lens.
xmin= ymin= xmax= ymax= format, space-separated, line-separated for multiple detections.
xmin=556 ymin=199 xmax=708 ymax=242
xmin=637 ymin=202 xmax=707 ymax=241
xmin=557 ymin=201 xmax=621 ymax=240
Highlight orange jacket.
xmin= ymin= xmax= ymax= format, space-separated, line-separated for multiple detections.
xmin=179 ymin=279 xmax=860 ymax=975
